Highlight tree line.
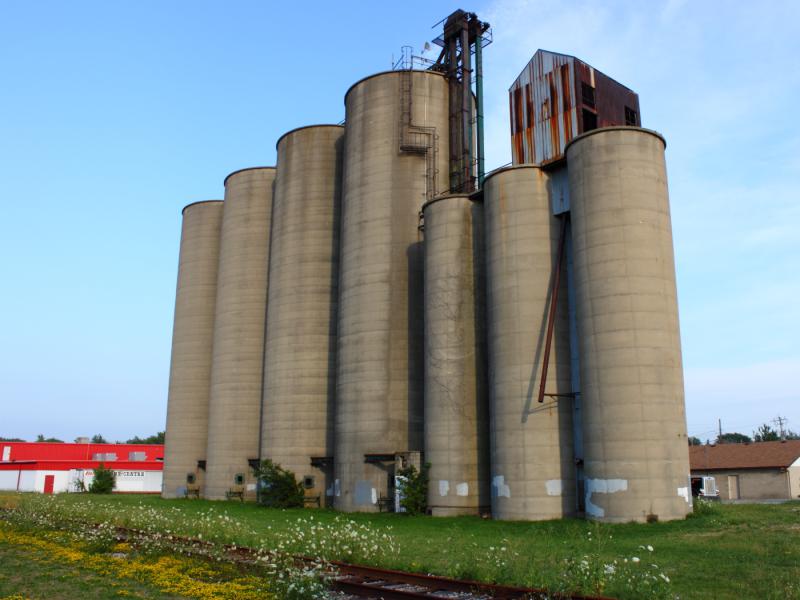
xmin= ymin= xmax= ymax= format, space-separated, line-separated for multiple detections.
xmin=689 ymin=421 xmax=799 ymax=446
xmin=0 ymin=432 xmax=165 ymax=444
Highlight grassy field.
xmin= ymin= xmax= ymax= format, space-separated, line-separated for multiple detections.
xmin=0 ymin=518 xmax=273 ymax=599
xmin=1 ymin=492 xmax=798 ymax=599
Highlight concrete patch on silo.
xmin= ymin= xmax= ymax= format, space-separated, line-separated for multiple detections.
xmin=585 ymin=478 xmax=628 ymax=518
xmin=371 ymin=487 xmax=378 ymax=505
xmin=439 ymin=480 xmax=450 ymax=497
xmin=355 ymin=480 xmax=374 ymax=505
xmin=677 ymin=486 xmax=690 ymax=503
xmin=334 ymin=479 xmax=341 ymax=497
xmin=492 ymin=475 xmax=511 ymax=498
xmin=456 ymin=483 xmax=469 ymax=496
xmin=545 ymin=479 xmax=564 ymax=496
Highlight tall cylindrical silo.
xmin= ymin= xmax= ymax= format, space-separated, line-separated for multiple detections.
xmin=484 ymin=166 xmax=575 ymax=521
xmin=566 ymin=127 xmax=690 ymax=523
xmin=261 ymin=125 xmax=344 ymax=503
xmin=162 ymin=200 xmax=224 ymax=498
xmin=205 ymin=167 xmax=276 ymax=501
xmin=422 ymin=194 xmax=489 ymax=516
xmin=335 ymin=70 xmax=449 ymax=511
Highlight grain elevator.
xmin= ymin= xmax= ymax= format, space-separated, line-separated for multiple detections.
xmin=163 ymin=12 xmax=691 ymax=522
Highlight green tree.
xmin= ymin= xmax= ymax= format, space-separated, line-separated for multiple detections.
xmin=396 ymin=462 xmax=430 ymax=516
xmin=753 ymin=424 xmax=780 ymax=442
xmin=253 ymin=459 xmax=304 ymax=508
xmin=89 ymin=463 xmax=116 ymax=494
xmin=716 ymin=432 xmax=751 ymax=444
xmin=91 ymin=434 xmax=108 ymax=444
xmin=0 ymin=437 xmax=25 ymax=442
xmin=126 ymin=431 xmax=165 ymax=444
xmin=688 ymin=436 xmax=702 ymax=446
xmin=35 ymin=434 xmax=64 ymax=443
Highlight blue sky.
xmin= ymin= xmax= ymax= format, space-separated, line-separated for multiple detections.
xmin=1 ymin=0 xmax=797 ymax=443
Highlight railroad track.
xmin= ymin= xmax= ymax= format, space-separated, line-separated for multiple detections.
xmin=327 ymin=561 xmax=614 ymax=599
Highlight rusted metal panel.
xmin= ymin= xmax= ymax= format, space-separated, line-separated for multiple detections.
xmin=509 ymin=50 xmax=640 ymax=165
xmin=509 ymin=50 xmax=578 ymax=165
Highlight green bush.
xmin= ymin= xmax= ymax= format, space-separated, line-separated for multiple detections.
xmin=396 ymin=462 xmax=430 ymax=516
xmin=88 ymin=463 xmax=116 ymax=494
xmin=253 ymin=459 xmax=304 ymax=508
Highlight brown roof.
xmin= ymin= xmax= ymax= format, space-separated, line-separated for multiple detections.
xmin=690 ymin=440 xmax=800 ymax=471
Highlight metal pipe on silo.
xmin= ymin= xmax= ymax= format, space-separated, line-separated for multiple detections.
xmin=335 ymin=70 xmax=449 ymax=512
xmin=422 ymin=194 xmax=489 ymax=516
xmin=162 ymin=200 xmax=224 ymax=499
xmin=565 ymin=127 xmax=691 ymax=523
xmin=204 ymin=167 xmax=276 ymax=501
xmin=484 ymin=166 xmax=575 ymax=521
xmin=261 ymin=125 xmax=344 ymax=504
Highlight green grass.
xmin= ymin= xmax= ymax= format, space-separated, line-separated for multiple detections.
xmin=2 ymin=492 xmax=799 ymax=599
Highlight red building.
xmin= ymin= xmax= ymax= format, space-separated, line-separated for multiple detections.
xmin=0 ymin=442 xmax=164 ymax=494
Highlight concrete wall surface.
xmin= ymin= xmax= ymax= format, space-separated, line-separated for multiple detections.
xmin=162 ymin=201 xmax=223 ymax=499
xmin=484 ymin=166 xmax=575 ymax=521
xmin=205 ymin=168 xmax=276 ymax=500
xmin=693 ymin=469 xmax=791 ymax=500
xmin=567 ymin=127 xmax=690 ymax=522
xmin=262 ymin=126 xmax=344 ymax=502
xmin=422 ymin=194 xmax=489 ymax=516
xmin=335 ymin=70 xmax=450 ymax=511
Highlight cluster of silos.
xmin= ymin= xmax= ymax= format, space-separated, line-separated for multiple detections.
xmin=480 ymin=128 xmax=690 ymax=523
xmin=162 ymin=65 xmax=690 ymax=522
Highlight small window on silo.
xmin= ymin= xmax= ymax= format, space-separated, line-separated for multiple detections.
xmin=582 ymin=109 xmax=597 ymax=132
xmin=581 ymin=82 xmax=595 ymax=108
xmin=234 ymin=473 xmax=245 ymax=486
xmin=128 ymin=451 xmax=146 ymax=461
xmin=303 ymin=476 xmax=315 ymax=489
xmin=186 ymin=473 xmax=196 ymax=485
xmin=625 ymin=106 xmax=638 ymax=126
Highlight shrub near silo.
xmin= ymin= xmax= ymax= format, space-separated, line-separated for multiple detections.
xmin=396 ymin=462 xmax=430 ymax=515
xmin=89 ymin=463 xmax=116 ymax=494
xmin=253 ymin=459 xmax=304 ymax=508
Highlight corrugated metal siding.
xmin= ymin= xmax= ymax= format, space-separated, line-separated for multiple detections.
xmin=510 ymin=50 xmax=641 ymax=166
xmin=510 ymin=51 xmax=579 ymax=165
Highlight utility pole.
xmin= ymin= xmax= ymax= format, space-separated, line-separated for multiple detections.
xmin=718 ymin=418 xmax=722 ymax=439
xmin=773 ymin=416 xmax=787 ymax=440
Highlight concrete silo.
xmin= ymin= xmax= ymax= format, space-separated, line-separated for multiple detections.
xmin=162 ymin=200 xmax=224 ymax=498
xmin=565 ymin=127 xmax=690 ymax=522
xmin=261 ymin=125 xmax=344 ymax=503
xmin=483 ymin=166 xmax=575 ymax=520
xmin=335 ymin=70 xmax=449 ymax=511
xmin=422 ymin=194 xmax=489 ymax=516
xmin=204 ymin=167 xmax=276 ymax=500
